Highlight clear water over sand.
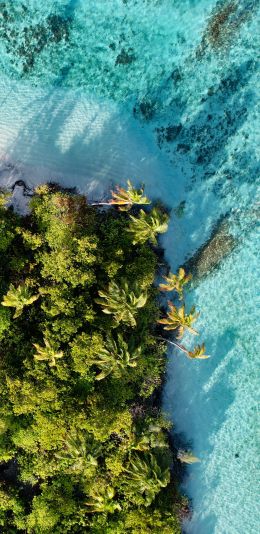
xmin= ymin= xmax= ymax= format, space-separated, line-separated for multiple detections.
xmin=0 ymin=1 xmax=259 ymax=532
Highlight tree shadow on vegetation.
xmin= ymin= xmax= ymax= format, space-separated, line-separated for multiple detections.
xmin=0 ymin=3 xmax=257 ymax=531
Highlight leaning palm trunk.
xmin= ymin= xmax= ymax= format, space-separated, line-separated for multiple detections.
xmin=90 ymin=201 xmax=111 ymax=206
xmin=158 ymin=336 xmax=189 ymax=355
xmin=89 ymin=181 xmax=151 ymax=210
xmin=157 ymin=337 xmax=209 ymax=360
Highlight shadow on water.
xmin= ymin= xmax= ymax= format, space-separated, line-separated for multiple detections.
xmin=64 ymin=0 xmax=82 ymax=16
xmin=0 ymin=3 xmax=258 ymax=532
xmin=164 ymin=325 xmax=239 ymax=533
xmin=153 ymin=58 xmax=257 ymax=170
xmin=182 ymin=62 xmax=255 ymax=167
xmin=151 ymin=56 xmax=258 ymax=265
xmin=3 ymin=82 xmax=175 ymax=201
xmin=183 ymin=512 xmax=217 ymax=534
xmin=165 ymin=325 xmax=237 ymax=450
xmin=4 ymin=89 xmax=112 ymax=189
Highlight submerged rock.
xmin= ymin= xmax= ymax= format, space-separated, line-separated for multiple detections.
xmin=196 ymin=0 xmax=255 ymax=57
xmin=115 ymin=47 xmax=135 ymax=65
xmin=11 ymin=179 xmax=33 ymax=196
xmin=183 ymin=216 xmax=238 ymax=280
xmin=133 ymin=100 xmax=156 ymax=121
xmin=173 ymin=200 xmax=186 ymax=218
xmin=156 ymin=124 xmax=182 ymax=146
xmin=0 ymin=4 xmax=71 ymax=75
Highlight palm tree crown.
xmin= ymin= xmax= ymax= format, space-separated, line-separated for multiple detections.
xmin=127 ymin=208 xmax=169 ymax=245
xmin=85 ymin=486 xmax=121 ymax=513
xmin=187 ymin=343 xmax=210 ymax=359
xmin=123 ymin=453 xmax=170 ymax=506
xmin=159 ymin=267 xmax=192 ymax=299
xmin=109 ymin=180 xmax=151 ymax=211
xmin=95 ymin=280 xmax=147 ymax=327
xmin=56 ymin=431 xmax=101 ymax=474
xmin=1 ymin=283 xmax=39 ymax=318
xmin=130 ymin=423 xmax=168 ymax=452
xmin=33 ymin=338 xmax=64 ymax=367
xmin=158 ymin=302 xmax=199 ymax=338
xmin=92 ymin=333 xmax=141 ymax=380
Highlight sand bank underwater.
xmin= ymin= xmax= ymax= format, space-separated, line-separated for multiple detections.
xmin=0 ymin=1 xmax=259 ymax=532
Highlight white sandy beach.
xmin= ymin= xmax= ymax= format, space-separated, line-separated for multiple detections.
xmin=0 ymin=75 xmax=259 ymax=534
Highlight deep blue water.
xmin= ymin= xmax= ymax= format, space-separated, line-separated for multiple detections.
xmin=0 ymin=1 xmax=259 ymax=533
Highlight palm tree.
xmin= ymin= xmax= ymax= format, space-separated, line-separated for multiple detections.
xmin=123 ymin=453 xmax=170 ymax=506
xmin=159 ymin=268 xmax=192 ymax=299
xmin=95 ymin=280 xmax=147 ymax=327
xmin=33 ymin=338 xmax=64 ymax=367
xmin=0 ymin=188 xmax=11 ymax=208
xmin=127 ymin=208 xmax=169 ymax=245
xmin=92 ymin=334 xmax=141 ymax=380
xmin=158 ymin=337 xmax=209 ymax=360
xmin=177 ymin=450 xmax=200 ymax=463
xmin=130 ymin=423 xmax=168 ymax=452
xmin=56 ymin=431 xmax=101 ymax=474
xmin=85 ymin=486 xmax=121 ymax=513
xmin=109 ymin=180 xmax=151 ymax=211
xmin=158 ymin=302 xmax=199 ymax=338
xmin=1 ymin=283 xmax=39 ymax=318
xmin=187 ymin=343 xmax=210 ymax=359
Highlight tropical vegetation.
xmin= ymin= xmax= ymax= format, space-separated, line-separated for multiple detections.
xmin=0 ymin=180 xmax=205 ymax=533
xmin=159 ymin=268 xmax=192 ymax=299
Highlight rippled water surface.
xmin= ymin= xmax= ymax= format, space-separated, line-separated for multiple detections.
xmin=0 ymin=1 xmax=259 ymax=533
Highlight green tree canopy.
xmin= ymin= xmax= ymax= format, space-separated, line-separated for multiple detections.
xmin=127 ymin=208 xmax=169 ymax=245
xmin=0 ymin=183 xmax=200 ymax=532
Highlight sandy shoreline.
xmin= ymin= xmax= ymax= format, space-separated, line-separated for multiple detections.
xmin=1 ymin=72 xmax=259 ymax=533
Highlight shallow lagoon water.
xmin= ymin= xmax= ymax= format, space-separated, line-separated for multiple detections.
xmin=0 ymin=1 xmax=259 ymax=533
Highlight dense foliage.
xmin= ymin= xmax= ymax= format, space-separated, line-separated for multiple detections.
xmin=0 ymin=183 xmax=188 ymax=533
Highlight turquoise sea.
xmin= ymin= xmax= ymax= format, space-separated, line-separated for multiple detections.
xmin=0 ymin=1 xmax=259 ymax=532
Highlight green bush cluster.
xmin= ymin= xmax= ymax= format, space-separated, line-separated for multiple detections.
xmin=0 ymin=185 xmax=184 ymax=533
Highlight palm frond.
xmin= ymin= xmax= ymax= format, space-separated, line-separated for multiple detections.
xmin=177 ymin=450 xmax=201 ymax=463
xmin=159 ymin=268 xmax=192 ymax=298
xmin=127 ymin=208 xmax=169 ymax=245
xmin=158 ymin=302 xmax=199 ymax=336
xmin=33 ymin=339 xmax=64 ymax=367
xmin=95 ymin=280 xmax=147 ymax=327
xmin=109 ymin=180 xmax=151 ymax=211
xmin=1 ymin=284 xmax=39 ymax=319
